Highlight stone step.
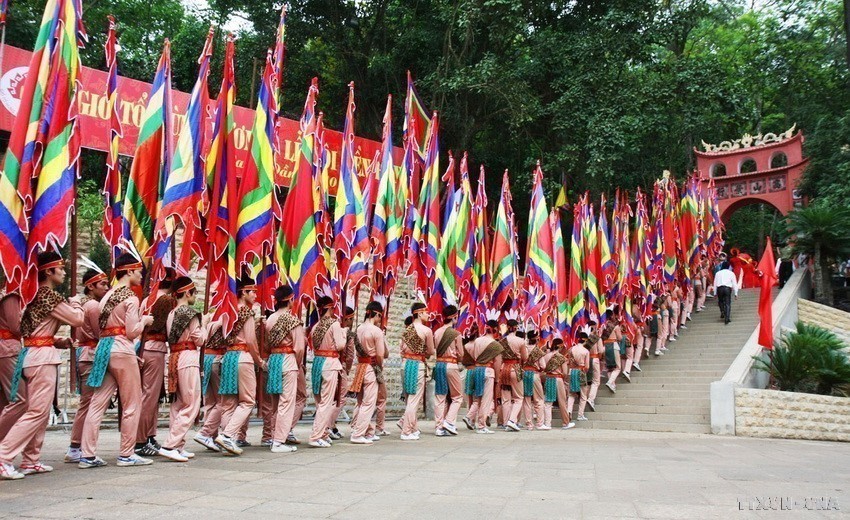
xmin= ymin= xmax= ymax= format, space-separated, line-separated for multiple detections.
xmin=590 ymin=389 xmax=708 ymax=398
xmin=598 ymin=382 xmax=714 ymax=391
xmin=589 ymin=411 xmax=710 ymax=423
xmin=624 ymin=370 xmax=726 ymax=377
xmin=590 ymin=395 xmax=709 ymax=405
xmin=577 ymin=420 xmax=711 ymax=434
xmin=617 ymin=375 xmax=722 ymax=384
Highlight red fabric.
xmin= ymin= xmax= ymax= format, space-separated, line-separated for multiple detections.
xmin=757 ymin=237 xmax=778 ymax=349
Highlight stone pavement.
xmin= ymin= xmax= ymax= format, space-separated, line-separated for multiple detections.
xmin=1 ymin=424 xmax=848 ymax=519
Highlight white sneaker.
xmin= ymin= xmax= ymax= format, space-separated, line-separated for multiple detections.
xmin=400 ymin=433 xmax=419 ymax=441
xmin=286 ymin=433 xmax=301 ymax=445
xmin=158 ymin=447 xmax=189 ymax=462
xmin=214 ymin=435 xmax=243 ymax=455
xmin=19 ymin=462 xmax=53 ymax=475
xmin=349 ymin=436 xmax=373 ymax=445
xmin=271 ymin=443 xmax=297 ymax=453
xmin=462 ymin=417 xmax=474 ymax=430
xmin=260 ymin=439 xmax=274 ymax=447
xmin=64 ymin=447 xmax=81 ymax=463
xmin=506 ymin=421 xmax=521 ymax=432
xmin=623 ymin=372 xmax=631 ymax=382
xmin=563 ymin=422 xmax=576 ymax=430
xmin=538 ymin=425 xmax=552 ymax=431
xmin=476 ymin=428 xmax=495 ymax=434
xmin=0 ymin=462 xmax=24 ymax=480
xmin=116 ymin=454 xmax=153 ymax=467
xmin=308 ymin=439 xmax=331 ymax=448
xmin=435 ymin=429 xmax=449 ymax=437
xmin=669 ymin=337 xmax=677 ymax=342
xmin=654 ymin=350 xmax=663 ymax=356
xmin=77 ymin=456 xmax=107 ymax=469
xmin=606 ymin=381 xmax=617 ymax=394
xmin=376 ymin=429 xmax=390 ymax=437
xmin=367 ymin=434 xmax=381 ymax=442
xmin=443 ymin=422 xmax=458 ymax=435
xmin=633 ymin=363 xmax=642 ymax=372
xmin=179 ymin=450 xmax=195 ymax=459
xmin=328 ymin=430 xmax=343 ymax=441
xmin=577 ymin=415 xmax=588 ymax=421
xmin=588 ymin=400 xmax=596 ymax=411
xmin=193 ymin=434 xmax=221 ymax=452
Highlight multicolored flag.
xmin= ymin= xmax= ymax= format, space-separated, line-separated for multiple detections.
xmin=205 ymin=36 xmax=238 ymax=332
xmin=332 ymin=82 xmax=370 ymax=307
xmin=550 ymin=208 xmax=569 ymax=334
xmin=523 ymin=161 xmax=555 ymax=331
xmin=438 ymin=152 xmax=473 ymax=310
xmin=583 ymin=202 xmax=603 ymax=321
xmin=157 ymin=26 xmax=214 ymax=271
xmin=236 ymin=49 xmax=276 ymax=270
xmin=123 ymin=40 xmax=172 ymax=263
xmin=567 ymin=196 xmax=586 ymax=333
xmin=271 ymin=5 xmax=286 ymax=107
xmin=489 ymin=169 xmax=518 ymax=311
xmin=101 ymin=16 xmax=124 ymax=262
xmin=432 ymin=153 xmax=458 ymax=308
xmin=14 ymin=0 xmax=86 ymax=303
xmin=679 ymin=175 xmax=701 ymax=275
xmin=371 ymin=95 xmax=407 ymax=298
xmin=0 ymin=0 xmax=8 ymax=25
xmin=598 ymin=195 xmax=615 ymax=300
xmin=277 ymin=78 xmax=327 ymax=310
xmin=404 ymin=70 xmax=431 ymax=160
xmin=408 ymin=111 xmax=441 ymax=303
xmin=465 ymin=166 xmax=490 ymax=331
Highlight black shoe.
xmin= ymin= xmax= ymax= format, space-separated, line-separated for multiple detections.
xmin=725 ymin=319 xmax=730 ymax=325
xmin=235 ymin=439 xmax=251 ymax=448
xmin=135 ymin=441 xmax=159 ymax=457
xmin=148 ymin=437 xmax=162 ymax=451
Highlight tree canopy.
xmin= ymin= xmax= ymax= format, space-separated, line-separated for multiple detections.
xmin=4 ymin=0 xmax=850 ymax=214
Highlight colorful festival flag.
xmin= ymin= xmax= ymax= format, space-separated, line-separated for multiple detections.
xmin=567 ymin=196 xmax=586 ymax=333
xmin=523 ymin=161 xmax=555 ymax=331
xmin=551 ymin=208 xmax=569 ymax=334
xmin=123 ymin=40 xmax=172 ymax=262
xmin=489 ymin=169 xmax=518 ymax=311
xmin=101 ymin=16 xmax=124 ymax=262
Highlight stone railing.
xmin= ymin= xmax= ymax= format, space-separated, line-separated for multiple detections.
xmin=710 ymin=268 xmax=812 ymax=435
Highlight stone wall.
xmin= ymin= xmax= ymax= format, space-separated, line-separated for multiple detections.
xmin=735 ymin=388 xmax=850 ymax=442
xmin=798 ymin=299 xmax=850 ymax=346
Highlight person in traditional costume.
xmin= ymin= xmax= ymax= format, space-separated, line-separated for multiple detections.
xmin=288 ymin=335 xmax=309 ymax=446
xmin=625 ymin=300 xmax=645 ymax=375
xmin=64 ymin=266 xmax=110 ymax=464
xmin=578 ymin=321 xmax=602 ymax=416
xmin=520 ymin=329 xmax=546 ymax=430
xmin=576 ymin=329 xmax=599 ymax=421
xmin=135 ymin=269 xmax=176 ymax=457
xmin=399 ymin=302 xmax=435 ymax=441
xmin=79 ymin=252 xmax=152 ymax=469
xmin=265 ymin=285 xmax=304 ymax=454
xmin=308 ymin=296 xmax=347 ymax=448
xmin=0 ymin=289 xmax=23 ymax=439
xmin=464 ymin=310 xmax=503 ymax=434
xmin=349 ymin=298 xmax=386 ymax=445
xmin=602 ymin=310 xmax=623 ymax=394
xmin=328 ymin=304 xmax=357 ymax=441
xmin=433 ymin=305 xmax=463 ymax=436
xmin=158 ymin=277 xmax=208 ymax=462
xmin=564 ymin=336 xmax=588 ymax=429
xmin=193 ymin=310 xmax=228 ymax=453
xmin=541 ymin=336 xmax=570 ymax=429
xmin=0 ymin=252 xmax=84 ymax=480
xmin=499 ymin=310 xmax=525 ymax=433
xmin=214 ymin=276 xmax=264 ymax=455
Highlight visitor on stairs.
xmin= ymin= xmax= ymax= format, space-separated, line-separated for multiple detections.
xmin=713 ymin=261 xmax=739 ymax=325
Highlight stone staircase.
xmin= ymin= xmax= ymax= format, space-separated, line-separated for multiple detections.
xmin=578 ymin=288 xmax=763 ymax=434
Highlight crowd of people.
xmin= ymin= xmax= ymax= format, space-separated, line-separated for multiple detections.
xmin=0 ymin=250 xmax=735 ymax=481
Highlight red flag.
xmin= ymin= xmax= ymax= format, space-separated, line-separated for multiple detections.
xmin=757 ymin=236 xmax=778 ymax=349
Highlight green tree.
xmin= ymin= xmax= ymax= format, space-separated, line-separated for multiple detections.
xmin=785 ymin=204 xmax=850 ymax=304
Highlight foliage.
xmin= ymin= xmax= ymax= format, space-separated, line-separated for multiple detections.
xmin=754 ymin=321 xmax=850 ymax=396
xmin=785 ymin=203 xmax=850 ymax=303
xmin=2 ymin=0 xmax=849 ymax=217
xmin=722 ymin=203 xmax=784 ymax=258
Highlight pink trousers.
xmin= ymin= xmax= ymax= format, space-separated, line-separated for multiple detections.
xmin=0 ymin=355 xmax=25 ymax=442
xmin=349 ymin=368 xmax=377 ymax=438
xmin=198 ymin=360 xmax=222 ymax=438
xmin=376 ymin=379 xmax=387 ymax=431
xmin=400 ymin=364 xmax=425 ymax=435
xmin=163 ymin=366 xmax=201 ymax=451
xmin=136 ymin=350 xmax=165 ymax=443
xmin=69 ymin=361 xmax=94 ymax=447
xmin=434 ymin=366 xmax=462 ymax=429
xmin=500 ymin=371 xmax=523 ymax=425
xmin=272 ymin=371 xmax=299 ymax=443
xmin=82 ymin=353 xmax=142 ymax=458
xmin=522 ymin=373 xmax=545 ymax=428
xmin=578 ymin=359 xmax=600 ymax=416
xmin=0 ymin=364 xmax=56 ymax=465
xmin=220 ymin=363 xmax=256 ymax=438
xmin=260 ymin=382 xmax=279 ymax=443
xmin=310 ymin=369 xmax=340 ymax=442
xmin=293 ymin=369 xmax=306 ymax=435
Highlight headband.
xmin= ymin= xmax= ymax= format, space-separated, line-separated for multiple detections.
xmin=443 ymin=310 xmax=458 ymax=320
xmin=38 ymin=259 xmax=65 ymax=272
xmin=115 ymin=261 xmax=143 ymax=272
xmin=174 ymin=280 xmax=195 ymax=295
xmin=84 ymin=273 xmax=108 ymax=286
xmin=240 ymin=285 xmax=258 ymax=292
xmin=344 ymin=308 xmax=356 ymax=318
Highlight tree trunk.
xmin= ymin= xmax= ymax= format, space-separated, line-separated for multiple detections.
xmin=845 ymin=0 xmax=850 ymax=76
xmin=813 ymin=242 xmax=833 ymax=305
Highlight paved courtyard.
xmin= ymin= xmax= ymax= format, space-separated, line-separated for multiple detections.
xmin=0 ymin=423 xmax=847 ymax=519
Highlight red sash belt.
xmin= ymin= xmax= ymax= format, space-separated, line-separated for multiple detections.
xmin=227 ymin=344 xmax=250 ymax=353
xmin=358 ymin=356 xmax=376 ymax=364
xmin=502 ymin=359 xmax=519 ymax=365
xmin=314 ymin=349 xmax=339 ymax=358
xmin=146 ymin=333 xmax=167 ymax=342
xmin=170 ymin=342 xmax=198 ymax=353
xmin=271 ymin=346 xmax=295 ymax=355
xmin=523 ymin=365 xmax=539 ymax=372
xmin=101 ymin=327 xmax=126 ymax=337
xmin=590 ymin=353 xmax=602 ymax=359
xmin=403 ymin=353 xmax=426 ymax=362
xmin=206 ymin=347 xmax=226 ymax=356
xmin=437 ymin=356 xmax=457 ymax=364
xmin=0 ymin=329 xmax=20 ymax=340
xmin=23 ymin=336 xmax=54 ymax=347
xmin=545 ymin=371 xmax=562 ymax=378
xmin=475 ymin=362 xmax=494 ymax=368
xmin=78 ymin=339 xmax=97 ymax=348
